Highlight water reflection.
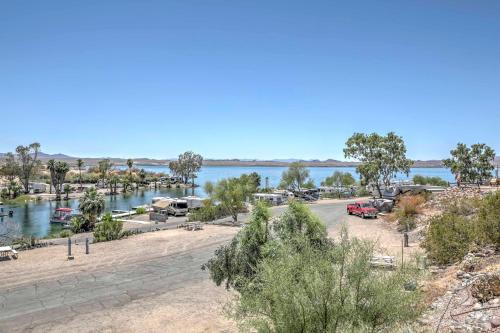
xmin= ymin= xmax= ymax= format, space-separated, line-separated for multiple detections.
xmin=2 ymin=187 xmax=204 ymax=238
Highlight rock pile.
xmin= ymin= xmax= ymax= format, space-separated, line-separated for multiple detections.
xmin=426 ymin=187 xmax=483 ymax=211
xmin=423 ymin=251 xmax=500 ymax=332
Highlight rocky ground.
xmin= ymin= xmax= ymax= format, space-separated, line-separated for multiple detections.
xmin=389 ymin=188 xmax=500 ymax=332
xmin=421 ymin=251 xmax=500 ymax=332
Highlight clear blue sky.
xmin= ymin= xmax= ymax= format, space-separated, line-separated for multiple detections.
xmin=1 ymin=1 xmax=499 ymax=160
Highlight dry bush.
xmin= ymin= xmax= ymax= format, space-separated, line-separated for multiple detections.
xmin=471 ymin=273 xmax=500 ymax=303
xmin=398 ymin=195 xmax=426 ymax=218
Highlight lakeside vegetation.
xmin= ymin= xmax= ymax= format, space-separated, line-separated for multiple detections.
xmin=203 ymin=201 xmax=423 ymax=332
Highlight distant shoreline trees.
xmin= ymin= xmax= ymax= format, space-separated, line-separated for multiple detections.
xmin=279 ymin=162 xmax=314 ymax=190
xmin=168 ymin=151 xmax=203 ymax=185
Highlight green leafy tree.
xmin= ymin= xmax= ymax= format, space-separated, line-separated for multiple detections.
xmin=78 ymin=187 xmax=105 ymax=230
xmin=203 ymin=202 xmax=271 ymax=290
xmin=322 ymin=171 xmax=356 ymax=187
xmin=344 ymin=132 xmax=412 ymax=197
xmin=204 ymin=201 xmax=328 ymax=290
xmin=205 ymin=176 xmax=252 ymax=222
xmin=279 ymin=162 xmax=312 ymax=190
xmin=109 ymin=174 xmax=119 ymax=194
xmin=15 ymin=142 xmax=41 ymax=194
xmin=0 ymin=152 xmax=19 ymax=182
xmin=126 ymin=158 xmax=133 ymax=175
xmin=63 ymin=184 xmax=71 ymax=200
xmin=76 ymin=159 xmax=85 ymax=189
xmin=0 ymin=153 xmax=20 ymax=197
xmin=47 ymin=161 xmax=70 ymax=201
xmin=7 ymin=180 xmax=22 ymax=199
xmin=168 ymin=151 xmax=203 ymax=185
xmin=443 ymin=143 xmax=495 ymax=185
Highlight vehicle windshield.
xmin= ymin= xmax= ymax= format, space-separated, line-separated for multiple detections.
xmin=360 ymin=203 xmax=372 ymax=208
xmin=176 ymin=202 xmax=188 ymax=209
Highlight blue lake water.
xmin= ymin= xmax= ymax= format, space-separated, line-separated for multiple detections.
xmin=1 ymin=166 xmax=454 ymax=239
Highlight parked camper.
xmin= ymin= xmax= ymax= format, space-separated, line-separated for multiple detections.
xmin=152 ymin=199 xmax=188 ymax=216
xmin=293 ymin=188 xmax=319 ymax=201
xmin=150 ymin=210 xmax=169 ymax=222
xmin=318 ymin=186 xmax=354 ymax=198
xmin=181 ymin=196 xmax=204 ymax=210
xmin=152 ymin=196 xmax=169 ymax=204
xmin=253 ymin=193 xmax=285 ymax=206
xmin=272 ymin=190 xmax=294 ymax=200
xmin=29 ymin=182 xmax=48 ymax=194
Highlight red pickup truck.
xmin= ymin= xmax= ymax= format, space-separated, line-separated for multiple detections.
xmin=347 ymin=201 xmax=378 ymax=219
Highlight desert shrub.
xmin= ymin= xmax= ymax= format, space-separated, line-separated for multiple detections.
xmin=413 ymin=175 xmax=449 ymax=187
xmin=120 ymin=229 xmax=143 ymax=238
xmin=476 ymin=192 xmax=500 ymax=249
xmin=392 ymin=195 xmax=426 ymax=231
xmin=93 ymin=213 xmax=123 ymax=242
xmin=11 ymin=236 xmax=40 ymax=249
xmin=135 ymin=207 xmax=147 ymax=214
xmin=423 ymin=213 xmax=475 ymax=264
xmin=397 ymin=195 xmax=426 ymax=217
xmin=70 ymin=216 xmax=87 ymax=233
xmin=445 ymin=197 xmax=480 ymax=217
xmin=232 ymin=230 xmax=422 ymax=332
xmin=59 ymin=230 xmax=73 ymax=238
xmin=188 ymin=199 xmax=229 ymax=222
xmin=470 ymin=273 xmax=500 ymax=303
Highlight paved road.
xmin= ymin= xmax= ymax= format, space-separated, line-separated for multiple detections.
xmin=0 ymin=200 xmax=355 ymax=332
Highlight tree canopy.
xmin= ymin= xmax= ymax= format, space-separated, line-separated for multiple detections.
xmin=443 ymin=143 xmax=495 ymax=185
xmin=203 ymin=201 xmax=328 ymax=290
xmin=47 ymin=160 xmax=70 ymax=201
xmin=279 ymin=162 xmax=313 ymax=190
xmin=204 ymin=173 xmax=259 ymax=222
xmin=344 ymin=132 xmax=412 ymax=196
xmin=15 ymin=142 xmax=41 ymax=194
xmin=169 ymin=151 xmax=203 ymax=184
xmin=321 ymin=171 xmax=356 ymax=187
xmin=78 ymin=187 xmax=105 ymax=230
xmin=0 ymin=152 xmax=19 ymax=182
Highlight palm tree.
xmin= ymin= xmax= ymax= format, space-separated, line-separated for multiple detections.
xmin=52 ymin=161 xmax=70 ymax=201
xmin=127 ymin=159 xmax=133 ymax=175
xmin=122 ymin=176 xmax=130 ymax=193
xmin=78 ymin=188 xmax=105 ymax=230
xmin=138 ymin=169 xmax=146 ymax=186
xmin=98 ymin=159 xmax=113 ymax=188
xmin=63 ymin=184 xmax=71 ymax=200
xmin=47 ymin=159 xmax=55 ymax=194
xmin=76 ymin=159 xmax=84 ymax=190
xmin=109 ymin=174 xmax=119 ymax=194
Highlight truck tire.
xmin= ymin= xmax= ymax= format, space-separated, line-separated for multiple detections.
xmin=347 ymin=209 xmax=352 ymax=215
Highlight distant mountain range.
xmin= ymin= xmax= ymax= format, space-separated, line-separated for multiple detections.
xmin=4 ymin=152 xmax=497 ymax=168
